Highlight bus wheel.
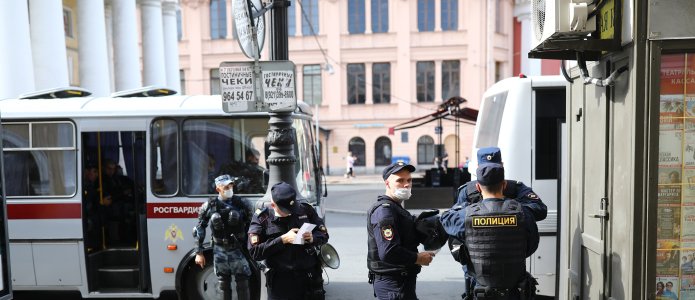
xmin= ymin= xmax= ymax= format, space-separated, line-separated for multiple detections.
xmin=184 ymin=262 xmax=220 ymax=300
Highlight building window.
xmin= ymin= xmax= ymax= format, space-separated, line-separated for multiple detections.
xmin=373 ymin=63 xmax=391 ymax=104
xmin=177 ymin=10 xmax=183 ymax=40
xmin=348 ymin=137 xmax=366 ymax=167
xmin=210 ymin=0 xmax=227 ymax=39
xmin=180 ymin=70 xmax=186 ymax=95
xmin=371 ymin=0 xmax=389 ymax=33
xmin=288 ymin=2 xmax=296 ymax=36
xmin=441 ymin=0 xmax=458 ymax=31
xmin=347 ymin=63 xmax=366 ymax=104
xmin=417 ymin=135 xmax=435 ymax=164
xmin=300 ymin=0 xmax=319 ymax=36
xmin=303 ymin=65 xmax=322 ymax=105
xmin=495 ymin=61 xmax=503 ymax=82
xmin=348 ymin=0 xmax=365 ymax=34
xmin=63 ymin=8 xmax=74 ymax=38
xmin=495 ymin=0 xmax=504 ymax=33
xmin=210 ymin=69 xmax=220 ymax=95
xmin=442 ymin=60 xmax=460 ymax=100
xmin=417 ymin=0 xmax=435 ymax=32
xmin=416 ymin=61 xmax=435 ymax=102
xmin=375 ymin=136 xmax=392 ymax=166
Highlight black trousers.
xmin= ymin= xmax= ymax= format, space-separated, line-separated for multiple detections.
xmin=373 ymin=274 xmax=418 ymax=300
xmin=266 ymin=268 xmax=324 ymax=300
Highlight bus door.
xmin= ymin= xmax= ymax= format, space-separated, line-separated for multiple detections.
xmin=81 ymin=130 xmax=150 ymax=293
xmin=0 ymin=121 xmax=12 ymax=299
xmin=531 ymin=87 xmax=566 ymax=296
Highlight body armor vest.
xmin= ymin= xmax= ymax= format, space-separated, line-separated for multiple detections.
xmin=463 ymin=199 xmax=528 ymax=289
xmin=209 ymin=197 xmax=247 ymax=240
xmin=367 ymin=198 xmax=419 ymax=275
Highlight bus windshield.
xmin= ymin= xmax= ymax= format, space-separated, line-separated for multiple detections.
xmin=152 ymin=116 xmax=319 ymax=204
xmin=475 ymin=91 xmax=508 ymax=148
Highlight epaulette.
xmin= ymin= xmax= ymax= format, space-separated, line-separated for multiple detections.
xmin=256 ymin=207 xmax=270 ymax=223
xmin=255 ymin=207 xmax=268 ymax=216
xmin=452 ymin=205 xmax=464 ymax=211
xmin=381 ymin=203 xmax=391 ymax=207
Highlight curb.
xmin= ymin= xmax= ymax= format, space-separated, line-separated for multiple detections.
xmin=325 ymin=208 xmax=367 ymax=215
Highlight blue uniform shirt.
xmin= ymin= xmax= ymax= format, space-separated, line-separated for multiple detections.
xmin=454 ymin=180 xmax=548 ymax=222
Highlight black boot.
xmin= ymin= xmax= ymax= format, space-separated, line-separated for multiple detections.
xmin=218 ymin=278 xmax=232 ymax=300
xmin=235 ymin=277 xmax=251 ymax=300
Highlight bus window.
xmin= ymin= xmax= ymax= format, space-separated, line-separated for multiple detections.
xmin=2 ymin=121 xmax=77 ymax=197
xmin=182 ymin=118 xmax=268 ymax=195
xmin=534 ymin=88 xmax=566 ymax=180
xmin=475 ymin=91 xmax=508 ymax=148
xmin=151 ymin=119 xmax=178 ymax=196
xmin=294 ymin=119 xmax=318 ymax=204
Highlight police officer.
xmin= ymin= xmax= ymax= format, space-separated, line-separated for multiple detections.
xmin=248 ymin=182 xmax=329 ymax=300
xmin=441 ymin=162 xmax=539 ymax=299
xmin=368 ymin=162 xmax=436 ymax=300
xmin=454 ymin=147 xmax=547 ymax=222
xmin=194 ymin=174 xmax=253 ymax=300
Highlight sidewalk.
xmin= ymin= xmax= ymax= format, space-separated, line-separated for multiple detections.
xmin=325 ymin=173 xmax=384 ymax=185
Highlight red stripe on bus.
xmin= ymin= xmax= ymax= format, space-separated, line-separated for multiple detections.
xmin=147 ymin=202 xmax=202 ymax=218
xmin=8 ymin=203 xmax=82 ymax=219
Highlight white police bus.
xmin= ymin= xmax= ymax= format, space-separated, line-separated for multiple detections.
xmin=0 ymin=88 xmax=325 ymax=299
xmin=469 ymin=75 xmax=567 ymax=297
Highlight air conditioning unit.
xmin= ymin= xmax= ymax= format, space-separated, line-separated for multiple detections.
xmin=531 ymin=0 xmax=597 ymax=51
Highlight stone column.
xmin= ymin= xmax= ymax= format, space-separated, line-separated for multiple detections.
xmin=141 ymin=0 xmax=168 ymax=87
xmin=514 ymin=1 xmax=540 ymax=75
xmin=78 ymin=0 xmax=111 ymax=96
xmin=365 ymin=0 xmax=372 ymax=34
xmin=163 ymin=0 xmax=182 ymax=92
xmin=434 ymin=0 xmax=442 ymax=32
xmin=105 ymin=2 xmax=116 ymax=92
xmin=29 ymin=0 xmax=69 ymax=90
xmin=113 ymin=0 xmax=142 ymax=91
xmin=0 ymin=1 xmax=35 ymax=99
xmin=435 ymin=60 xmax=442 ymax=102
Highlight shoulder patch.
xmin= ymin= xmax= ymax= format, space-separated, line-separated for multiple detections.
xmin=527 ymin=193 xmax=539 ymax=200
xmin=381 ymin=225 xmax=394 ymax=241
xmin=381 ymin=203 xmax=391 ymax=207
xmin=249 ymin=233 xmax=259 ymax=245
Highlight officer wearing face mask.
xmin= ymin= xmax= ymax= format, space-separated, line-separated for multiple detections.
xmin=367 ymin=162 xmax=436 ymax=300
xmin=193 ymin=174 xmax=254 ymax=300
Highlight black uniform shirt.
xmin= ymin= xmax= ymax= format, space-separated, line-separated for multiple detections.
xmin=247 ymin=203 xmax=328 ymax=271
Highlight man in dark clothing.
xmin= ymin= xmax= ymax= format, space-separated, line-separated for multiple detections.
xmin=248 ymin=182 xmax=329 ymax=300
xmin=367 ymin=162 xmax=436 ymax=300
xmin=441 ymin=162 xmax=539 ymax=299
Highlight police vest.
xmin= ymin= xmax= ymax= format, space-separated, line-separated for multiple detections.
xmin=367 ymin=198 xmax=419 ymax=275
xmin=207 ymin=197 xmax=248 ymax=240
xmin=461 ymin=180 xmax=520 ymax=204
xmin=463 ymin=199 xmax=528 ymax=289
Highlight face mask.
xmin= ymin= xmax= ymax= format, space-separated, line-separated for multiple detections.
xmin=393 ymin=187 xmax=411 ymax=201
xmin=223 ymin=189 xmax=234 ymax=198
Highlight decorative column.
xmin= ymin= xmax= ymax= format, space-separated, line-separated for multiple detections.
xmin=29 ymin=0 xmax=69 ymax=90
xmin=435 ymin=60 xmax=442 ymax=102
xmin=141 ymin=0 xmax=168 ymax=87
xmin=513 ymin=0 xmax=540 ymax=75
xmin=78 ymin=0 xmax=111 ymax=96
xmin=365 ymin=0 xmax=372 ymax=34
xmin=434 ymin=0 xmax=442 ymax=32
xmin=0 ymin=1 xmax=35 ymax=99
xmin=105 ymin=2 xmax=116 ymax=92
xmin=163 ymin=0 xmax=182 ymax=92
xmin=113 ymin=0 xmax=142 ymax=91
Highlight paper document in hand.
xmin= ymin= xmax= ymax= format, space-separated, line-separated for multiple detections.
xmin=293 ymin=223 xmax=317 ymax=245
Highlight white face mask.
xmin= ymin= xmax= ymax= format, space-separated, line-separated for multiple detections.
xmin=393 ymin=187 xmax=411 ymax=201
xmin=222 ymin=189 xmax=234 ymax=198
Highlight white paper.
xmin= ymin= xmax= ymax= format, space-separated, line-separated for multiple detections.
xmin=293 ymin=223 xmax=317 ymax=245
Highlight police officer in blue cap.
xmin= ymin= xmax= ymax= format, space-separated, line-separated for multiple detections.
xmin=441 ymin=162 xmax=539 ymax=299
xmin=247 ymin=182 xmax=329 ymax=300
xmin=367 ymin=162 xmax=436 ymax=300
xmin=193 ymin=174 xmax=254 ymax=300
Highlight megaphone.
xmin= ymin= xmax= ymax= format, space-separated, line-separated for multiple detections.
xmin=318 ymin=243 xmax=340 ymax=269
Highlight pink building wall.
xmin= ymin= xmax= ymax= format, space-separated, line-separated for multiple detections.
xmin=178 ymin=0 xmax=513 ymax=175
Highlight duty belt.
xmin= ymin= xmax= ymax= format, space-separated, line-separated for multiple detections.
xmin=212 ymin=237 xmax=239 ymax=248
xmin=474 ymin=287 xmax=515 ymax=299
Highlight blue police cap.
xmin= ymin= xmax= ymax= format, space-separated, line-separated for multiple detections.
xmin=214 ymin=174 xmax=236 ymax=187
xmin=271 ymin=182 xmax=299 ymax=214
xmin=382 ymin=161 xmax=416 ymax=180
xmin=476 ymin=163 xmax=505 ymax=185
xmin=477 ymin=147 xmax=503 ymax=164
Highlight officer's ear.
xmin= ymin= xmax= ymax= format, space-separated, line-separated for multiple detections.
xmin=475 ymin=182 xmax=482 ymax=193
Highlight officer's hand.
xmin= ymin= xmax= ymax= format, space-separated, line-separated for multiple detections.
xmin=416 ymin=251 xmax=435 ymax=266
xmin=303 ymin=232 xmax=313 ymax=244
xmin=195 ymin=253 xmax=206 ymax=268
xmin=281 ymin=228 xmax=299 ymax=244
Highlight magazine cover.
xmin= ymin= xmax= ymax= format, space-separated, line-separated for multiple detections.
xmin=682 ymin=250 xmax=695 ymax=275
xmin=660 ymin=206 xmax=682 ymax=240
xmin=660 ymin=185 xmax=683 ymax=205
xmin=682 ymin=275 xmax=695 ymax=300
xmin=661 ymin=130 xmax=684 ymax=168
xmin=658 ymin=249 xmax=681 ymax=276
xmin=657 ymin=276 xmax=681 ymax=299
xmin=661 ymin=168 xmax=684 ymax=185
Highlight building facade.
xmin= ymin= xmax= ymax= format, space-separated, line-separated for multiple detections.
xmin=0 ymin=0 xmax=182 ymax=100
xmin=178 ymin=0 xmax=514 ymax=175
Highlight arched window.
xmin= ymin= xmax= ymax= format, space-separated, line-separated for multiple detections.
xmin=374 ymin=136 xmax=392 ymax=166
xmin=417 ymin=135 xmax=435 ymax=164
xmin=348 ymin=137 xmax=366 ymax=166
